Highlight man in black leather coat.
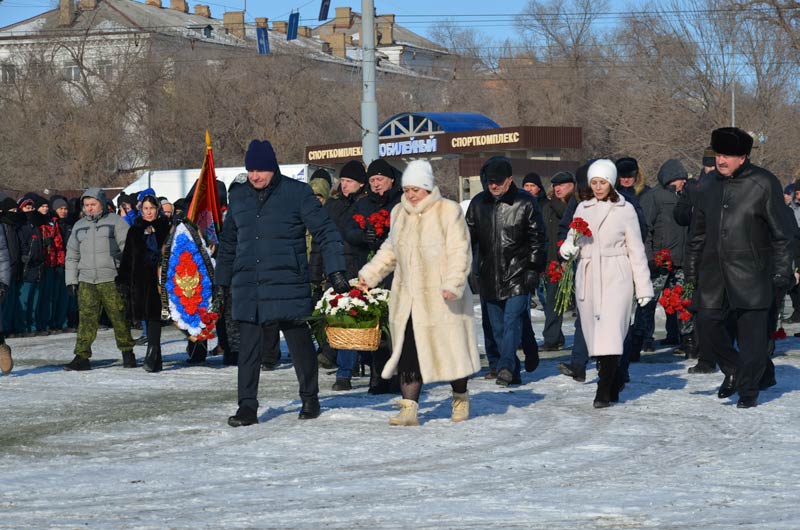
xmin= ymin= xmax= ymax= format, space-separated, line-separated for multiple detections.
xmin=685 ymin=127 xmax=792 ymax=408
xmin=466 ymin=157 xmax=547 ymax=387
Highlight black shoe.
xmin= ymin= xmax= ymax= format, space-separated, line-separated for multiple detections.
xmin=122 ymin=351 xmax=137 ymax=368
xmin=210 ymin=345 xmax=224 ymax=356
xmin=332 ymin=377 xmax=352 ymax=391
xmin=642 ymin=340 xmax=656 ymax=353
xmin=593 ymin=400 xmax=610 ymax=409
xmin=736 ymin=397 xmax=757 ymax=409
xmin=659 ymin=336 xmax=680 ymax=346
xmin=317 ymin=352 xmax=338 ymax=370
xmin=134 ymin=335 xmax=148 ymax=346
xmin=688 ymin=361 xmax=716 ymax=374
xmin=368 ymin=380 xmax=393 ymax=394
xmin=557 ymin=362 xmax=586 ymax=382
xmin=143 ymin=346 xmax=162 ymax=373
xmin=783 ymin=310 xmax=800 ymax=323
xmin=260 ymin=362 xmax=276 ymax=371
xmin=495 ymin=368 xmax=521 ymax=386
xmin=540 ymin=341 xmax=565 ymax=352
xmin=298 ymin=396 xmax=320 ymax=419
xmin=524 ymin=351 xmax=540 ymax=373
xmin=717 ymin=373 xmax=736 ymax=399
xmin=64 ymin=355 xmax=91 ymax=371
xmin=228 ymin=406 xmax=258 ymax=427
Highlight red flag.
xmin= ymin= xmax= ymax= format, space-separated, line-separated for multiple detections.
xmin=187 ymin=130 xmax=223 ymax=246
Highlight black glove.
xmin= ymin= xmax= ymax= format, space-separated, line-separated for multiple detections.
xmin=467 ymin=273 xmax=479 ymax=295
xmin=773 ymin=274 xmax=793 ymax=293
xmin=211 ymin=285 xmax=228 ymax=313
xmin=67 ymin=284 xmax=78 ymax=298
xmin=310 ymin=282 xmax=324 ymax=301
xmin=0 ymin=282 xmax=7 ymax=303
xmin=525 ymin=271 xmax=539 ymax=293
xmin=364 ymin=226 xmax=378 ymax=247
xmin=328 ymin=271 xmax=351 ymax=294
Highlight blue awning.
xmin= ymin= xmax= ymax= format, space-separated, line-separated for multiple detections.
xmin=379 ymin=112 xmax=499 ymax=137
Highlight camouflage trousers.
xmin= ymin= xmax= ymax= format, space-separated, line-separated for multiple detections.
xmin=74 ymin=281 xmax=134 ymax=357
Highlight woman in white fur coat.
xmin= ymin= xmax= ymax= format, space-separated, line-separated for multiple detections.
xmin=560 ymin=159 xmax=654 ymax=408
xmin=358 ymin=160 xmax=480 ymax=426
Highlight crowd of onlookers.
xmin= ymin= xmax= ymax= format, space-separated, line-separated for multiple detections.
xmin=0 ymin=190 xmax=180 ymax=339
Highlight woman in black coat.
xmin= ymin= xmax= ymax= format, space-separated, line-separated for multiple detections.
xmin=117 ymin=195 xmax=171 ymax=372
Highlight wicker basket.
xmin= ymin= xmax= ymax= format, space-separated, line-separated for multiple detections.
xmin=326 ymin=325 xmax=381 ymax=351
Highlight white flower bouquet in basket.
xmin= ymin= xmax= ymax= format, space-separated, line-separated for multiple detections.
xmin=312 ymin=281 xmax=390 ymax=351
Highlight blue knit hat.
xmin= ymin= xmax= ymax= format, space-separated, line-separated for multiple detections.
xmin=245 ymin=140 xmax=278 ymax=172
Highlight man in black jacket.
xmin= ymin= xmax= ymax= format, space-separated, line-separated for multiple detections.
xmin=217 ymin=140 xmax=350 ymax=427
xmin=311 ymin=160 xmax=369 ymax=389
xmin=342 ymin=158 xmax=402 ymax=394
xmin=466 ymin=157 xmax=547 ymax=387
xmin=685 ymin=127 xmax=792 ymax=408
xmin=639 ymin=159 xmax=694 ymax=358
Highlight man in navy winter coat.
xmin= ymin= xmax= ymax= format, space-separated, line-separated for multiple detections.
xmin=217 ymin=139 xmax=350 ymax=427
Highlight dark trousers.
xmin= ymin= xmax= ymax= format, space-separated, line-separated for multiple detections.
xmin=238 ymin=320 xmax=317 ymax=410
xmin=542 ymin=280 xmax=564 ymax=346
xmin=260 ymin=321 xmax=282 ymax=367
xmin=696 ymin=306 xmax=769 ymax=399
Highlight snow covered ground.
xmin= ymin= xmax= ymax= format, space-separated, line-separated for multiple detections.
xmin=2 ymin=304 xmax=799 ymax=529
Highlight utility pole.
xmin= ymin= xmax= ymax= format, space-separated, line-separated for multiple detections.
xmin=731 ymin=83 xmax=736 ymax=127
xmin=361 ymin=0 xmax=379 ymax=165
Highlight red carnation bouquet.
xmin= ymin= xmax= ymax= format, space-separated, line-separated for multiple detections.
xmin=353 ymin=209 xmax=391 ymax=258
xmin=658 ymin=283 xmax=694 ymax=321
xmin=353 ymin=209 xmax=391 ymax=237
xmin=554 ymin=217 xmax=593 ymax=315
xmin=546 ymin=260 xmax=564 ymax=284
xmin=654 ymin=248 xmax=673 ymax=272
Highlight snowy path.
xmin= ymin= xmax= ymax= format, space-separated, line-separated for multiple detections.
xmin=1 ymin=308 xmax=799 ymax=529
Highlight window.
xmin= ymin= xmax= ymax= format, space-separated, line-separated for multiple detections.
xmin=96 ymin=59 xmax=113 ymax=79
xmin=64 ymin=61 xmax=81 ymax=82
xmin=1 ymin=64 xmax=16 ymax=84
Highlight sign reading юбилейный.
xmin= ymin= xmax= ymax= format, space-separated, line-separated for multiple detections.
xmin=304 ymin=126 xmax=581 ymax=164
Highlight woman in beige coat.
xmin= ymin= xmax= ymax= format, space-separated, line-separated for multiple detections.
xmin=560 ymin=159 xmax=654 ymax=408
xmin=359 ymin=160 xmax=480 ymax=425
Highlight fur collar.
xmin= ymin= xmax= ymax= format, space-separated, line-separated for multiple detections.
xmin=400 ymin=186 xmax=442 ymax=215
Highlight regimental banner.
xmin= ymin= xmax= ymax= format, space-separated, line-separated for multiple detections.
xmin=304 ymin=126 xmax=582 ymax=164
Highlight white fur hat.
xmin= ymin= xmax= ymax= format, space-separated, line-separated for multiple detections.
xmin=402 ymin=160 xmax=435 ymax=191
xmin=588 ymin=159 xmax=618 ymax=187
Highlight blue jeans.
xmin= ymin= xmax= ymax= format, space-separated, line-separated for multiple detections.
xmin=17 ymin=281 xmax=40 ymax=333
xmin=485 ymin=294 xmax=528 ymax=378
xmin=570 ymin=311 xmax=589 ymax=368
xmin=481 ymin=297 xmax=500 ymax=369
xmin=336 ymin=349 xmax=358 ymax=378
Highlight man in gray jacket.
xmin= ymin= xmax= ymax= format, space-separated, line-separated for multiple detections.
xmin=64 ymin=188 xmax=135 ymax=370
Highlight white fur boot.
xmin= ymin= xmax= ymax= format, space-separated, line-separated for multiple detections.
xmin=389 ymin=398 xmax=419 ymax=426
xmin=451 ymin=391 xmax=470 ymax=422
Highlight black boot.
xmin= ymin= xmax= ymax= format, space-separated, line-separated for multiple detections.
xmin=593 ymin=355 xmax=620 ymax=408
xmin=122 ymin=351 xmax=137 ymax=368
xmin=688 ymin=360 xmax=716 ymax=374
xmin=298 ymin=396 xmax=321 ymax=419
xmin=64 ymin=355 xmax=91 ymax=371
xmin=557 ymin=362 xmax=586 ymax=382
xmin=143 ymin=345 xmax=162 ymax=373
xmin=228 ymin=405 xmax=258 ymax=427
xmin=368 ymin=345 xmax=393 ymax=394
xmin=186 ymin=340 xmax=207 ymax=365
xmin=332 ymin=377 xmax=352 ymax=391
xmin=717 ymin=372 xmax=736 ymax=399
xmin=524 ymin=341 xmax=540 ymax=373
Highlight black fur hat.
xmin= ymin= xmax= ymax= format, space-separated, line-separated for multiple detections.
xmin=711 ymin=127 xmax=753 ymax=157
